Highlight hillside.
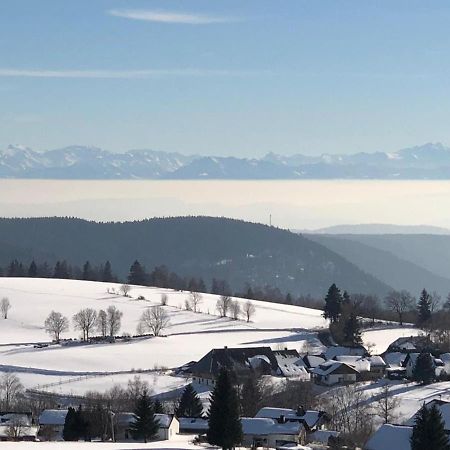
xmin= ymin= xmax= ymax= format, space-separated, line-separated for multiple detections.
xmin=308 ymin=234 xmax=450 ymax=297
xmin=0 ymin=217 xmax=391 ymax=297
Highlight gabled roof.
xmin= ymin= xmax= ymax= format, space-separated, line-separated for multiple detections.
xmin=241 ymin=417 xmax=302 ymax=436
xmin=335 ymin=356 xmax=370 ymax=372
xmin=323 ymin=345 xmax=366 ymax=360
xmin=39 ymin=409 xmax=68 ymax=426
xmin=178 ymin=417 xmax=208 ymax=432
xmin=313 ymin=361 xmax=359 ymax=376
xmin=192 ymin=347 xmax=279 ymax=376
xmin=383 ymin=352 xmax=407 ymax=368
xmin=365 ymin=424 xmax=412 ymax=450
xmin=303 ymin=354 xmax=326 ymax=369
xmin=255 ymin=407 xmax=326 ymax=429
xmin=405 ymin=400 xmax=450 ymax=431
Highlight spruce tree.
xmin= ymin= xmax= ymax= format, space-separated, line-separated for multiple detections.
xmin=323 ymin=284 xmax=343 ymax=323
xmin=241 ymin=375 xmax=262 ymax=417
xmin=411 ymin=403 xmax=450 ymax=450
xmin=102 ymin=261 xmax=113 ymax=282
xmin=176 ymin=384 xmax=203 ymax=418
xmin=207 ymin=369 xmax=243 ymax=450
xmin=154 ymin=399 xmax=164 ymax=414
xmin=128 ymin=260 xmax=147 ymax=286
xmin=63 ymin=407 xmax=77 ymax=441
xmin=417 ymin=289 xmax=432 ymax=327
xmin=28 ymin=260 xmax=38 ymax=277
xmin=343 ymin=312 xmax=362 ymax=346
xmin=129 ymin=390 xmax=159 ymax=443
xmin=82 ymin=261 xmax=92 ymax=281
xmin=413 ymin=352 xmax=435 ymax=385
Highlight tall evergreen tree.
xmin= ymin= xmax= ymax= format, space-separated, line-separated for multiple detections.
xmin=154 ymin=399 xmax=165 ymax=414
xmin=63 ymin=407 xmax=77 ymax=441
xmin=128 ymin=260 xmax=147 ymax=286
xmin=343 ymin=312 xmax=362 ymax=346
xmin=176 ymin=384 xmax=203 ymax=418
xmin=207 ymin=369 xmax=243 ymax=450
xmin=323 ymin=283 xmax=342 ymax=323
xmin=417 ymin=289 xmax=432 ymax=327
xmin=411 ymin=403 xmax=450 ymax=450
xmin=412 ymin=352 xmax=435 ymax=385
xmin=28 ymin=260 xmax=38 ymax=277
xmin=241 ymin=375 xmax=262 ymax=417
xmin=129 ymin=390 xmax=159 ymax=443
xmin=82 ymin=261 xmax=92 ymax=281
xmin=102 ymin=261 xmax=113 ymax=282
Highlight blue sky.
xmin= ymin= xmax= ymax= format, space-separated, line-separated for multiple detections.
xmin=2 ymin=0 xmax=450 ymax=156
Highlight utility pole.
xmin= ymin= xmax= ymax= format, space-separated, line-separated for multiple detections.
xmin=109 ymin=411 xmax=115 ymax=442
xmin=269 ymin=214 xmax=272 ymax=227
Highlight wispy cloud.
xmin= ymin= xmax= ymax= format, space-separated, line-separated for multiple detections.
xmin=0 ymin=68 xmax=257 ymax=79
xmin=108 ymin=9 xmax=238 ymax=25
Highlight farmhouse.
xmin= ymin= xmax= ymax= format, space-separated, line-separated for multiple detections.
xmin=38 ymin=409 xmax=68 ymax=440
xmin=312 ymin=361 xmax=359 ymax=385
xmin=0 ymin=412 xmax=36 ymax=442
xmin=255 ymin=407 xmax=330 ymax=432
xmin=364 ymin=424 xmax=412 ymax=450
xmin=241 ymin=417 xmax=304 ymax=448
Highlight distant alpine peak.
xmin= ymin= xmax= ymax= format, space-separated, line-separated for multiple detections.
xmin=1 ymin=142 xmax=450 ymax=179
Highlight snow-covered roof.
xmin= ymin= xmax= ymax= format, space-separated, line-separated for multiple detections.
xmin=384 ymin=352 xmax=407 ymax=368
xmin=39 ymin=409 xmax=68 ymax=426
xmin=323 ymin=346 xmax=365 ymax=360
xmin=312 ymin=361 xmax=359 ymax=376
xmin=255 ymin=407 xmax=324 ymax=428
xmin=275 ymin=354 xmax=310 ymax=378
xmin=178 ymin=417 xmax=208 ymax=431
xmin=368 ymin=355 xmax=387 ymax=367
xmin=335 ymin=356 xmax=370 ymax=372
xmin=365 ymin=424 xmax=412 ymax=450
xmin=155 ymin=414 xmax=176 ymax=428
xmin=241 ymin=417 xmax=302 ymax=436
xmin=405 ymin=400 xmax=450 ymax=430
xmin=0 ymin=413 xmax=31 ymax=426
xmin=303 ymin=354 xmax=326 ymax=369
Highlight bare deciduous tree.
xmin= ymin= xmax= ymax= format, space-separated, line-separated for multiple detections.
xmin=216 ymin=295 xmax=232 ymax=318
xmin=6 ymin=416 xmax=26 ymax=439
xmin=73 ymin=308 xmax=97 ymax=341
xmin=373 ymin=384 xmax=400 ymax=424
xmin=385 ymin=290 xmax=415 ymax=325
xmin=160 ymin=293 xmax=168 ymax=306
xmin=120 ymin=284 xmax=131 ymax=297
xmin=0 ymin=373 xmax=23 ymax=410
xmin=106 ymin=305 xmax=123 ymax=337
xmin=231 ymin=301 xmax=241 ymax=320
xmin=0 ymin=298 xmax=11 ymax=320
xmin=97 ymin=309 xmax=108 ymax=337
xmin=138 ymin=306 xmax=170 ymax=336
xmin=44 ymin=311 xmax=69 ymax=342
xmin=243 ymin=300 xmax=256 ymax=322
xmin=189 ymin=292 xmax=203 ymax=313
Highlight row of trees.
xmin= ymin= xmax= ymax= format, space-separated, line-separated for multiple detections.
xmin=44 ymin=305 xmax=123 ymax=342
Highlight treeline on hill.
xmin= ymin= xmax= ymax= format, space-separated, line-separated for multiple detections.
xmin=0 ymin=216 xmax=391 ymax=298
xmin=0 ymin=258 xmax=309 ymax=307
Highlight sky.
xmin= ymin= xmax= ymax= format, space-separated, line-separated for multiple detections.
xmin=2 ymin=1 xmax=450 ymax=156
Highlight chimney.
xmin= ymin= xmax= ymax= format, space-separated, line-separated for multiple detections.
xmin=296 ymin=406 xmax=305 ymax=417
xmin=224 ymin=346 xmax=228 ymax=349
xmin=278 ymin=414 xmax=285 ymax=424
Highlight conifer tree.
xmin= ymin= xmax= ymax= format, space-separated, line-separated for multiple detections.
xmin=154 ymin=399 xmax=164 ymax=414
xmin=129 ymin=390 xmax=159 ymax=443
xmin=323 ymin=284 xmax=343 ymax=323
xmin=128 ymin=260 xmax=147 ymax=286
xmin=63 ymin=407 xmax=77 ymax=441
xmin=412 ymin=352 xmax=435 ymax=385
xmin=176 ymin=384 xmax=203 ymax=418
xmin=411 ymin=403 xmax=450 ymax=450
xmin=241 ymin=375 xmax=262 ymax=417
xmin=28 ymin=260 xmax=37 ymax=277
xmin=343 ymin=312 xmax=362 ymax=346
xmin=102 ymin=261 xmax=113 ymax=282
xmin=82 ymin=261 xmax=92 ymax=281
xmin=207 ymin=369 xmax=242 ymax=450
xmin=417 ymin=289 xmax=432 ymax=327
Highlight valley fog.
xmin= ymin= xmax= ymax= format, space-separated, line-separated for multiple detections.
xmin=1 ymin=179 xmax=450 ymax=229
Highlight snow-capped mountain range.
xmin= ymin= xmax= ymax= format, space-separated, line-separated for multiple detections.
xmin=1 ymin=142 xmax=450 ymax=179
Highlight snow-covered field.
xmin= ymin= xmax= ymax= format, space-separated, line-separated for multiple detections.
xmin=0 ymin=278 xmax=423 ymax=399
xmin=362 ymin=327 xmax=422 ymax=354
xmin=0 ymin=434 xmax=200 ymax=449
xmin=0 ymin=278 xmax=327 ymax=395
